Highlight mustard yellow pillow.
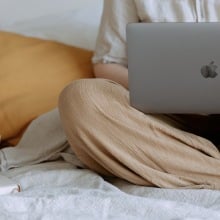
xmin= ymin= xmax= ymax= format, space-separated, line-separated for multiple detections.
xmin=0 ymin=31 xmax=94 ymax=146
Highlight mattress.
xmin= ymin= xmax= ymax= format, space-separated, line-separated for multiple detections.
xmin=0 ymin=1 xmax=220 ymax=219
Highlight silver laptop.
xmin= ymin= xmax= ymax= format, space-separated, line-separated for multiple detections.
xmin=127 ymin=23 xmax=220 ymax=114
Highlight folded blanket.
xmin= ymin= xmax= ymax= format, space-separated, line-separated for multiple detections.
xmin=0 ymin=109 xmax=83 ymax=171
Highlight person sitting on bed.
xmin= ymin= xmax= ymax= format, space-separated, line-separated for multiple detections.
xmin=58 ymin=0 xmax=220 ymax=189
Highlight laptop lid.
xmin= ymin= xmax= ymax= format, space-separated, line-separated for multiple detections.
xmin=127 ymin=23 xmax=220 ymax=114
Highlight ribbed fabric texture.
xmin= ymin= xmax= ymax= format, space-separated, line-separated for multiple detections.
xmin=59 ymin=79 xmax=220 ymax=189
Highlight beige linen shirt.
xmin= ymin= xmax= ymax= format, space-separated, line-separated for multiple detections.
xmin=92 ymin=0 xmax=220 ymax=67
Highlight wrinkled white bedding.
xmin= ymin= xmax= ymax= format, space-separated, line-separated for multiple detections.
xmin=0 ymin=0 xmax=220 ymax=219
xmin=0 ymin=161 xmax=219 ymax=220
xmin=0 ymin=161 xmax=220 ymax=220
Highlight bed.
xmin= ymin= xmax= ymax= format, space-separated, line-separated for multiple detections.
xmin=0 ymin=0 xmax=220 ymax=219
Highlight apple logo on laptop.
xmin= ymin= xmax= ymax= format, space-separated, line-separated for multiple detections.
xmin=201 ymin=61 xmax=218 ymax=78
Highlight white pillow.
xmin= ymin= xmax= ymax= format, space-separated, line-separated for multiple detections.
xmin=0 ymin=0 xmax=103 ymax=50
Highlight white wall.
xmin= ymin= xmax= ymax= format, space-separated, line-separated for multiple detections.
xmin=0 ymin=0 xmax=103 ymax=50
xmin=0 ymin=0 xmax=100 ymax=24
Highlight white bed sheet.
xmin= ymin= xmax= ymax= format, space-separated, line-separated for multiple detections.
xmin=0 ymin=161 xmax=220 ymax=220
xmin=0 ymin=1 xmax=220 ymax=219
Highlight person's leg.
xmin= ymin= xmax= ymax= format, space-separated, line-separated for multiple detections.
xmin=58 ymin=78 xmax=220 ymax=189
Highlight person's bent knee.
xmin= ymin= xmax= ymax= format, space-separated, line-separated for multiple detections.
xmin=59 ymin=79 xmax=92 ymax=116
xmin=58 ymin=77 xmax=129 ymax=130
xmin=58 ymin=78 xmax=109 ymax=123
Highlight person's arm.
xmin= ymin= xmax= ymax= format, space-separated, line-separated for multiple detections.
xmin=93 ymin=63 xmax=128 ymax=89
xmin=92 ymin=0 xmax=139 ymax=90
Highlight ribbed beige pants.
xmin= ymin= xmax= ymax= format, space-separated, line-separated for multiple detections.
xmin=58 ymin=78 xmax=220 ymax=189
